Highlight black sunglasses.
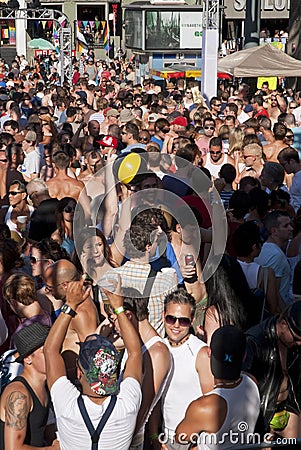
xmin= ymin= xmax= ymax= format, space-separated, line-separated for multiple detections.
xmin=204 ymin=126 xmax=215 ymax=130
xmin=139 ymin=137 xmax=149 ymax=142
xmin=161 ymin=128 xmax=170 ymax=134
xmin=165 ymin=314 xmax=191 ymax=327
xmin=9 ymin=191 xmax=23 ymax=196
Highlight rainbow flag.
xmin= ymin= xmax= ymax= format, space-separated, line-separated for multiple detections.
xmin=103 ymin=21 xmax=110 ymax=53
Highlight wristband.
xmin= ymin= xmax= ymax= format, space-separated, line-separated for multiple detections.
xmin=114 ymin=306 xmax=125 ymax=315
xmin=149 ymin=433 xmax=158 ymax=442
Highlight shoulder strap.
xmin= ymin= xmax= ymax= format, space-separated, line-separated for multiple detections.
xmin=143 ymin=268 xmax=157 ymax=300
xmin=77 ymin=395 xmax=117 ymax=450
xmin=260 ymin=267 xmax=269 ymax=323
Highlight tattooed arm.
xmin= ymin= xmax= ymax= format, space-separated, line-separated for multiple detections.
xmin=3 ymin=384 xmax=59 ymax=450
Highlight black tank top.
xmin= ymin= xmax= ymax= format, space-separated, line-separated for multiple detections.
xmin=0 ymin=376 xmax=50 ymax=447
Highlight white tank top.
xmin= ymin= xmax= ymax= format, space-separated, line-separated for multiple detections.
xmin=198 ymin=374 xmax=260 ymax=450
xmin=204 ymin=155 xmax=230 ymax=179
xmin=162 ymin=334 xmax=206 ymax=434
xmin=237 ymin=260 xmax=260 ymax=289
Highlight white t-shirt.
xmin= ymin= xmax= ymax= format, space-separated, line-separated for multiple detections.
xmin=51 ymin=376 xmax=142 ymax=450
xmin=22 ymin=148 xmax=41 ymax=178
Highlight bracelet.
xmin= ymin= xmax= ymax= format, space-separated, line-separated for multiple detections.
xmin=149 ymin=433 xmax=158 ymax=442
xmin=114 ymin=306 xmax=125 ymax=315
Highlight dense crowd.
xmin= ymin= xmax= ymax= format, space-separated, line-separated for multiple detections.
xmin=0 ymin=52 xmax=300 ymax=450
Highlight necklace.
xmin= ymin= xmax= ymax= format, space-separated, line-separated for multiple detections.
xmin=214 ymin=377 xmax=242 ymax=389
xmin=168 ymin=333 xmax=190 ymax=347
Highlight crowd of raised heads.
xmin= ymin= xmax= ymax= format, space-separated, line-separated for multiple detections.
xmin=0 ymin=53 xmax=300 ymax=449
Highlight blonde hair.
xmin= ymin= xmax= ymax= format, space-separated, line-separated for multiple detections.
xmin=229 ymin=127 xmax=244 ymax=156
xmin=243 ymin=143 xmax=262 ymax=158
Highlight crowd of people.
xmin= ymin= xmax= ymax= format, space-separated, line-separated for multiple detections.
xmin=0 ymin=52 xmax=300 ymax=450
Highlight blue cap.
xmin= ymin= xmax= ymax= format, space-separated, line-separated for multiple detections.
xmin=0 ymin=81 xmax=6 ymax=88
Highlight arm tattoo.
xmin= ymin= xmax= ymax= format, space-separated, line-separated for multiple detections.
xmin=5 ymin=391 xmax=30 ymax=430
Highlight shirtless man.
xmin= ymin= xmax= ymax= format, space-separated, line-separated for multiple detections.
xmin=263 ymin=122 xmax=287 ymax=162
xmin=44 ymin=259 xmax=99 ymax=382
xmin=238 ymin=143 xmax=264 ymax=181
xmin=46 ymin=151 xmax=91 ymax=220
xmin=243 ymin=302 xmax=301 ymax=438
xmin=77 ymin=149 xmax=105 ymax=199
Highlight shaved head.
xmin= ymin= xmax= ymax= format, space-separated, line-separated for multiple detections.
xmin=44 ymin=259 xmax=80 ymax=300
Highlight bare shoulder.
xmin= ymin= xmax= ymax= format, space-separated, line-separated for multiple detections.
xmin=148 ymin=340 xmax=171 ymax=362
xmin=1 ymin=381 xmax=31 ymax=423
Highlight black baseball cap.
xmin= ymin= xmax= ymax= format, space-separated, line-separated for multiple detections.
xmin=210 ymin=325 xmax=246 ymax=380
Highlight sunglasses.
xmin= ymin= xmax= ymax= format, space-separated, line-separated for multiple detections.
xmin=243 ymin=154 xmax=256 ymax=159
xmin=121 ymin=131 xmax=128 ymax=135
xmin=165 ymin=314 xmax=191 ymax=327
xmin=0 ymin=158 xmax=7 ymax=163
xmin=161 ymin=128 xmax=170 ymax=134
xmin=210 ymin=151 xmax=221 ymax=155
xmin=204 ymin=126 xmax=215 ymax=130
xmin=285 ymin=135 xmax=294 ymax=140
xmin=139 ymin=137 xmax=149 ymax=142
xmin=64 ymin=206 xmax=75 ymax=213
xmin=30 ymin=256 xmax=49 ymax=264
xmin=8 ymin=191 xmax=23 ymax=196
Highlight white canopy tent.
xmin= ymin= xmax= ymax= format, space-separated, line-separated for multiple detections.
xmin=217 ymin=44 xmax=301 ymax=78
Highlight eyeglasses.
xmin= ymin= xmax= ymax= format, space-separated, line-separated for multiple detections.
xmin=213 ymin=103 xmax=221 ymax=107
xmin=30 ymin=256 xmax=49 ymax=264
xmin=9 ymin=191 xmax=23 ymax=196
xmin=63 ymin=205 xmax=75 ymax=213
xmin=204 ymin=126 xmax=215 ymax=130
xmin=139 ymin=137 xmax=149 ymax=143
xmin=135 ymin=99 xmax=142 ymax=103
xmin=165 ymin=314 xmax=191 ymax=327
xmin=285 ymin=135 xmax=294 ymax=140
xmin=45 ymin=276 xmax=76 ymax=292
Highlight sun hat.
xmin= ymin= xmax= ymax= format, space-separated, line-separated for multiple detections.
xmin=25 ymin=130 xmax=37 ymax=142
xmin=119 ymin=109 xmax=135 ymax=123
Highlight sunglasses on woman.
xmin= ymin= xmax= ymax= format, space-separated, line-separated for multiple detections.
xmin=30 ymin=256 xmax=49 ymax=264
xmin=165 ymin=314 xmax=191 ymax=327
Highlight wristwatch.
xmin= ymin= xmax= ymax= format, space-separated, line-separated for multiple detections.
xmin=61 ymin=303 xmax=77 ymax=318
